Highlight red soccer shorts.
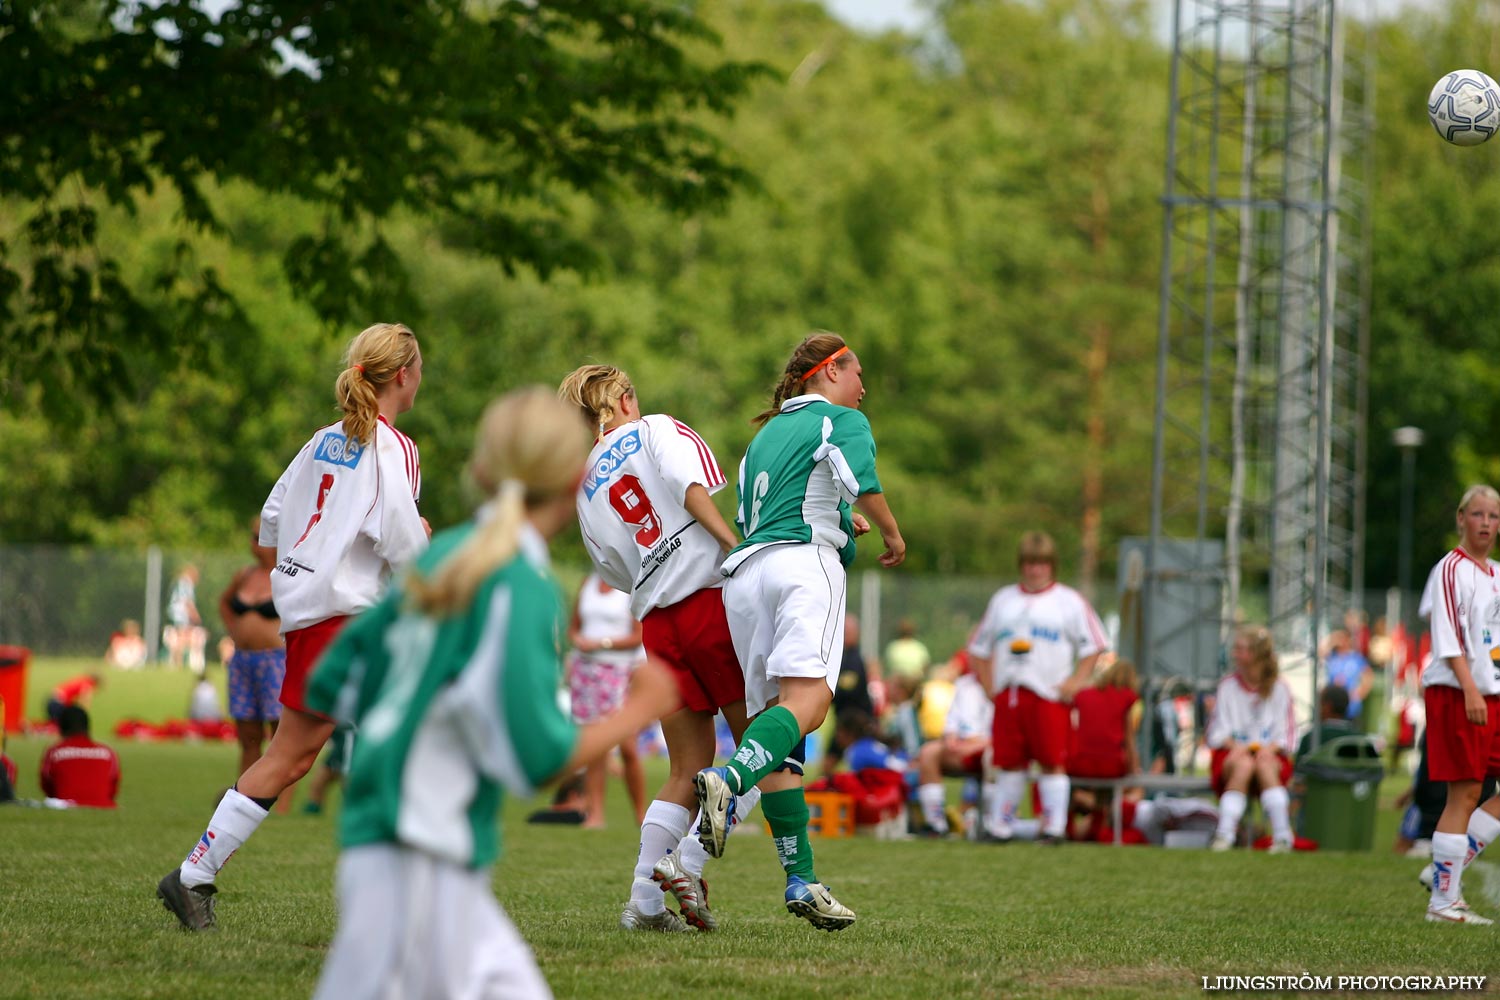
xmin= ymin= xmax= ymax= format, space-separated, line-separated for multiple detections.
xmin=1424 ymin=684 xmax=1500 ymax=782
xmin=991 ymin=686 xmax=1070 ymax=771
xmin=1209 ymin=746 xmax=1294 ymax=796
xmin=280 ymin=615 xmax=350 ymax=719
xmin=642 ymin=587 xmax=745 ymax=714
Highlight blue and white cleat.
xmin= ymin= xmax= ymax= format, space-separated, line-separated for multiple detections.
xmin=785 ymin=876 xmax=856 ymax=932
xmin=694 ymin=767 xmax=737 ymax=859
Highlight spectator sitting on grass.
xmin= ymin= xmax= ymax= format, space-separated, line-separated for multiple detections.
xmin=40 ymin=706 xmax=120 ymax=809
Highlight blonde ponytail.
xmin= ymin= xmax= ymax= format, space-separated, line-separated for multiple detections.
xmin=335 ymin=322 xmax=420 ymax=445
xmin=407 ymin=389 xmax=590 ymax=616
xmin=558 ymin=364 xmax=635 ymax=436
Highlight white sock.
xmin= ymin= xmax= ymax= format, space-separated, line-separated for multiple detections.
xmin=1038 ymin=774 xmax=1070 ymax=837
xmin=1216 ymin=790 xmax=1246 ymax=842
xmin=917 ymin=783 xmax=949 ymax=834
xmin=1465 ymin=809 xmax=1500 ymax=868
xmin=1260 ymin=786 xmax=1292 ymax=843
xmin=632 ymin=800 xmax=690 ymax=911
xmin=988 ymin=770 xmax=1025 ymax=836
xmin=179 ymin=788 xmax=268 ymax=888
xmin=1431 ymin=832 xmax=1468 ymax=910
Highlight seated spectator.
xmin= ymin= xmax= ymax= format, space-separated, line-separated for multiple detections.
xmin=1295 ymin=685 xmax=1353 ymax=760
xmin=1069 ymin=657 xmax=1143 ymax=779
xmin=188 ymin=666 xmax=223 ymax=723
xmin=884 ymin=618 xmax=932 ymax=684
xmin=1 ymin=750 xmax=16 ymax=803
xmin=881 ymin=673 xmax=924 ymax=759
xmin=40 ymin=706 xmax=120 ymax=808
xmin=1206 ymin=624 xmax=1296 ymax=853
xmin=1067 ymin=657 xmax=1143 ymax=841
xmin=1322 ymin=627 xmax=1372 ymax=728
xmin=914 ymin=670 xmax=993 ymax=836
xmin=812 ymin=709 xmax=909 ymax=830
xmin=105 ymin=620 xmax=148 ymax=670
xmin=46 ymin=672 xmax=103 ymax=725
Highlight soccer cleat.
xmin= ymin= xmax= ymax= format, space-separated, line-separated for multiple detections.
xmin=785 ymin=876 xmax=856 ymax=932
xmin=1426 ymin=904 xmax=1494 ymax=925
xmin=157 ymin=869 xmax=217 ymax=931
xmin=1267 ymin=838 xmax=1293 ymax=855
xmin=619 ymin=900 xmax=690 ymax=932
xmin=652 ymin=853 xmax=715 ymax=931
xmin=1419 ymin=862 xmax=1435 ymax=890
xmin=1210 ymin=835 xmax=1234 ymax=852
xmin=694 ymin=767 xmax=737 ymax=860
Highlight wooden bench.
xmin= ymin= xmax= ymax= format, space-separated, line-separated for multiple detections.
xmin=1067 ymin=773 xmax=1216 ymax=845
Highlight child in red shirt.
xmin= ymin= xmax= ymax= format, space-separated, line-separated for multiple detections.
xmin=40 ymin=706 xmax=120 ymax=808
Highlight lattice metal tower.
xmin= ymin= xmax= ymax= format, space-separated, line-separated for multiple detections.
xmin=1141 ymin=0 xmax=1371 ymax=693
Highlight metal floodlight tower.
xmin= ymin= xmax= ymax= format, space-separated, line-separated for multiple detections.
xmin=1143 ymin=0 xmax=1370 ymax=700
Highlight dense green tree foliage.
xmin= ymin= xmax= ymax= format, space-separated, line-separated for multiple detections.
xmin=1 ymin=0 xmax=1496 ymax=596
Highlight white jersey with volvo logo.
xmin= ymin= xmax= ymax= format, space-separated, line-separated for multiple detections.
xmin=576 ymin=413 xmax=728 ymax=621
xmin=1206 ymin=674 xmax=1295 ymax=751
xmin=260 ymin=416 xmax=426 ymax=633
xmin=1424 ymin=548 xmax=1500 ymax=696
xmin=967 ymin=583 xmax=1108 ymax=702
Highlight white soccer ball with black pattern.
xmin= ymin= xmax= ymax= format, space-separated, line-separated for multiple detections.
xmin=1428 ymin=69 xmax=1500 ymax=146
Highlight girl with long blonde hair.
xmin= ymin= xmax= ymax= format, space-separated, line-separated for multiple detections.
xmin=1204 ymin=624 xmax=1296 ymax=852
xmin=159 ymin=322 xmax=431 ymax=930
xmin=301 ymin=387 xmax=679 ymax=999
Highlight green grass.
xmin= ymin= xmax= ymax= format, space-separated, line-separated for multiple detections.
xmin=3 ymin=659 xmax=1497 ymax=1000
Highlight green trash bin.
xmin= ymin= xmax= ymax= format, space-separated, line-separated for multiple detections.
xmin=1298 ymin=735 xmax=1385 ymax=851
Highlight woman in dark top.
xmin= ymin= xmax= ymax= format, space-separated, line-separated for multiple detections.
xmin=219 ymin=517 xmax=287 ymax=783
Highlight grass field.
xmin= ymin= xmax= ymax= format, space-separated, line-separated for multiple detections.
xmin=3 ymin=659 xmax=1497 ymax=1000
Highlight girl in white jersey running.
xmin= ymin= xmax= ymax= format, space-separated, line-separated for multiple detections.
xmin=158 ymin=322 xmax=432 ymax=931
xmin=695 ymin=332 xmax=905 ymax=932
xmin=1420 ymin=485 xmax=1500 ymax=925
xmin=559 ymin=365 xmax=762 ymax=933
xmin=304 ymin=388 xmax=679 ymax=1000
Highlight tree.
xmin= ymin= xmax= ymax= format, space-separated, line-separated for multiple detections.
xmin=0 ymin=0 xmax=764 ymax=413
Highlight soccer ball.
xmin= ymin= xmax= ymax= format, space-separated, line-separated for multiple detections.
xmin=1428 ymin=69 xmax=1500 ymax=146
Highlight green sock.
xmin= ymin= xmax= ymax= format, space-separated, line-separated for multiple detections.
xmin=723 ymin=705 xmax=802 ymax=793
xmin=762 ymin=787 xmax=816 ymax=883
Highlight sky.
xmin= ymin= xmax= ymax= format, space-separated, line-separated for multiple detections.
xmin=822 ymin=0 xmax=1436 ymax=35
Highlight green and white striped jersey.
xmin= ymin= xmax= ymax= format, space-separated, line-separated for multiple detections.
xmin=305 ymin=520 xmax=576 ymax=870
xmin=722 ymin=393 xmax=882 ymax=575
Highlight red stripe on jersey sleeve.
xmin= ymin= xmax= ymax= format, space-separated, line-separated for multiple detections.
xmin=673 ymin=419 xmax=724 ymax=487
xmin=1443 ymin=554 xmax=1467 ymax=659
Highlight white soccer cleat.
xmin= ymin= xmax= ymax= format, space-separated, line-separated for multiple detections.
xmin=652 ymin=852 xmax=715 ymax=931
xmin=785 ymin=877 xmax=856 ymax=932
xmin=1419 ymin=862 xmax=1435 ymax=889
xmin=1267 ymin=838 xmax=1293 ymax=855
xmin=1426 ymin=904 xmax=1494 ymax=925
xmin=619 ymin=900 xmax=691 ymax=932
xmin=1210 ymin=834 xmax=1234 ymax=852
xmin=693 ymin=767 xmax=736 ymax=860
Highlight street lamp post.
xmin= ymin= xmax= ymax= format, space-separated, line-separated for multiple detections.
xmin=1393 ymin=426 xmax=1424 ymax=676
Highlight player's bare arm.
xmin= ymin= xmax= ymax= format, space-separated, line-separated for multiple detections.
xmin=1059 ymin=652 xmax=1099 ymax=702
xmin=854 ymin=492 xmax=904 ymax=567
xmin=683 ymin=482 xmax=738 ymax=552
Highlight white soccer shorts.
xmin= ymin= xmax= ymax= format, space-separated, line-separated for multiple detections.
xmin=723 ymin=543 xmax=847 ymax=717
xmin=314 ymin=843 xmax=552 ymax=1000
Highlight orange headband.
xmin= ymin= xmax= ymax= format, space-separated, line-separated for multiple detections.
xmin=799 ymin=345 xmax=850 ymax=383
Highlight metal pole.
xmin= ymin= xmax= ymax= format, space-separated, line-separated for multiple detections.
xmin=1398 ymin=445 xmax=1416 ymax=636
